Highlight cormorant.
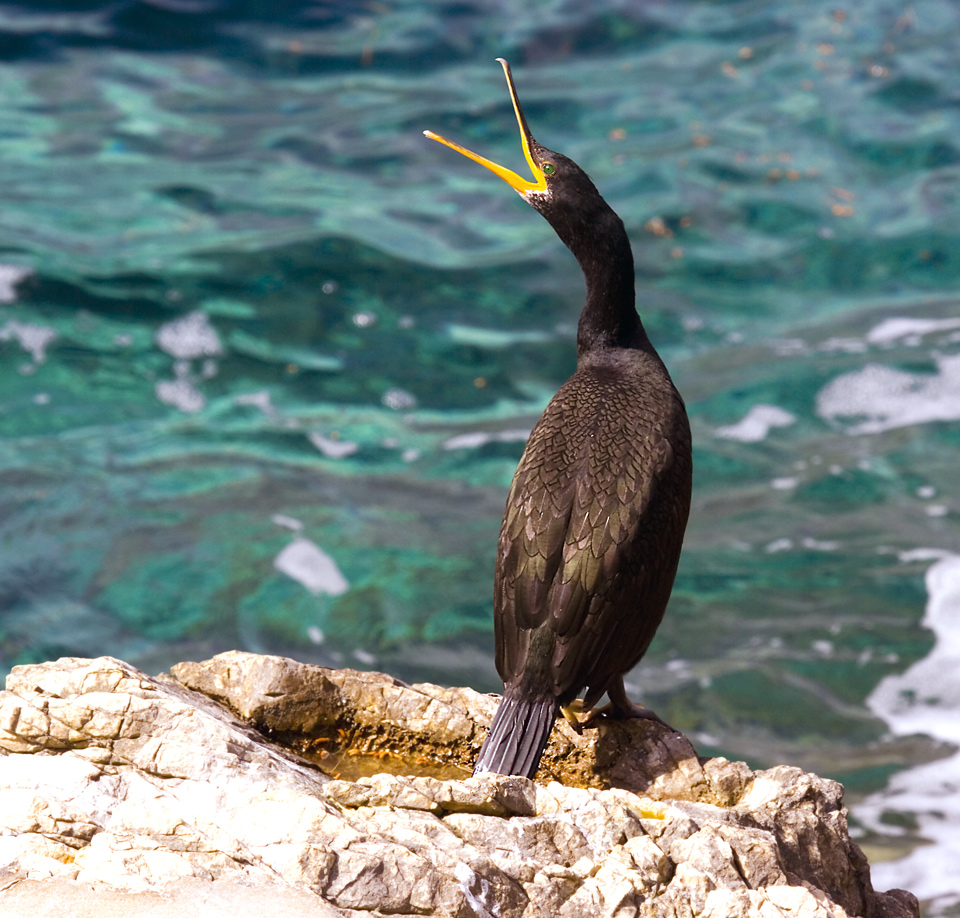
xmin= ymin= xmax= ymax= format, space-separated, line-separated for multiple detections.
xmin=425 ymin=60 xmax=692 ymax=779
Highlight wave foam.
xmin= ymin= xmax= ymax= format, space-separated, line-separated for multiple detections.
xmin=855 ymin=553 xmax=960 ymax=909
xmin=714 ymin=404 xmax=796 ymax=443
xmin=867 ymin=317 xmax=960 ymax=346
xmin=816 ymin=354 xmax=960 ymax=434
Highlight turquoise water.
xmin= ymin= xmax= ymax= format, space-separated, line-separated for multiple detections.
xmin=1 ymin=1 xmax=960 ymax=907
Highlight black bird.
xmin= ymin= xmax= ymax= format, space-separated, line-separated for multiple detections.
xmin=425 ymin=60 xmax=692 ymax=779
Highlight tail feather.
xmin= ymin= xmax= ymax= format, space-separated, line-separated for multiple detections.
xmin=473 ymin=692 xmax=558 ymax=778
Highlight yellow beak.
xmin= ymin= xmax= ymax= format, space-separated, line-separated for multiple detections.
xmin=424 ymin=59 xmax=548 ymax=196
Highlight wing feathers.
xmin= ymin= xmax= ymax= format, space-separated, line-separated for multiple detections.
xmin=493 ymin=364 xmax=691 ymax=699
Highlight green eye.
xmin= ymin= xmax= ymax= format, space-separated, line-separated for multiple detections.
xmin=542 ymin=162 xmax=556 ymax=175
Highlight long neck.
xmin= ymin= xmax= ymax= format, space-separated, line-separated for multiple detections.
xmin=557 ymin=205 xmax=648 ymax=357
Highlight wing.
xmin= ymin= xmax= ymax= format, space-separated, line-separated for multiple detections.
xmin=549 ymin=431 xmax=681 ymax=692
xmin=494 ymin=413 xmax=580 ymax=682
xmin=493 ymin=366 xmax=691 ymax=697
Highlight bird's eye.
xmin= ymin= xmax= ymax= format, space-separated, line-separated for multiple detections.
xmin=542 ymin=162 xmax=556 ymax=176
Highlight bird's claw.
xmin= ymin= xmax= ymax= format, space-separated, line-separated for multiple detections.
xmin=560 ymin=700 xmax=586 ymax=735
xmin=564 ymin=699 xmax=672 ymax=732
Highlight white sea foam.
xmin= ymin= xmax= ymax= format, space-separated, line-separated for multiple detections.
xmin=446 ymin=323 xmax=550 ymax=348
xmin=443 ymin=428 xmax=531 ymax=450
xmin=235 ymin=390 xmax=279 ymax=420
xmin=816 ymin=353 xmax=960 ymax=433
xmin=818 ymin=336 xmax=868 ymax=354
xmin=898 ymin=548 xmax=952 ymax=563
xmin=382 ymin=388 xmax=417 ymax=411
xmin=770 ymin=476 xmax=799 ymax=490
xmin=273 ymin=538 xmax=349 ymax=596
xmin=155 ymin=311 xmax=222 ymax=359
xmin=855 ymin=553 xmax=960 ymax=910
xmin=155 ymin=376 xmax=205 ymax=413
xmin=152 ymin=313 xmax=223 ymax=411
xmin=714 ymin=404 xmax=796 ymax=442
xmin=271 ymin=514 xmax=303 ymax=532
xmin=308 ymin=432 xmax=359 ymax=459
xmin=0 ymin=319 xmax=57 ymax=363
xmin=866 ymin=316 xmax=960 ymax=346
xmin=0 ymin=264 xmax=31 ymax=302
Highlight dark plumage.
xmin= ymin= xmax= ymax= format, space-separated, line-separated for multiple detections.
xmin=426 ymin=60 xmax=692 ymax=779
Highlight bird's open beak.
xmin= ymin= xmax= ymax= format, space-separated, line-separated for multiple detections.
xmin=424 ymin=59 xmax=548 ymax=196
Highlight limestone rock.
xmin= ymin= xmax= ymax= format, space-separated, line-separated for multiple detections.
xmin=0 ymin=653 xmax=918 ymax=918
xmin=170 ymin=650 xmax=749 ymax=804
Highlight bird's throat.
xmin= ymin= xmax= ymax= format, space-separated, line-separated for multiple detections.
xmin=568 ymin=211 xmax=644 ymax=355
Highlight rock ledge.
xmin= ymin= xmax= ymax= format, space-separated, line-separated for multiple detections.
xmin=0 ymin=652 xmax=918 ymax=918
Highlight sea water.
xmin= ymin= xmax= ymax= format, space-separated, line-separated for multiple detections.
xmin=0 ymin=1 xmax=958 ymax=910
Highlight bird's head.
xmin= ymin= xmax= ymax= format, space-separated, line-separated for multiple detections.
xmin=425 ymin=60 xmax=642 ymax=354
xmin=424 ymin=59 xmax=606 ymax=231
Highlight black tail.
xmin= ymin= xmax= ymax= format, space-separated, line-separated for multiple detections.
xmin=473 ymin=691 xmax=558 ymax=779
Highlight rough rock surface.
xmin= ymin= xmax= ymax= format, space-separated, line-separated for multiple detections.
xmin=0 ymin=652 xmax=918 ymax=918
